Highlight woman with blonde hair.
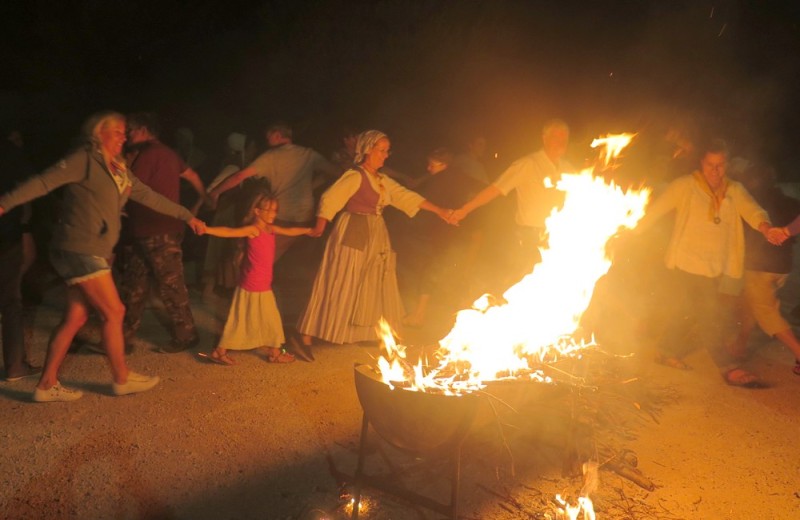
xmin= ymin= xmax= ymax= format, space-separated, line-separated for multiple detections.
xmin=0 ymin=111 xmax=206 ymax=402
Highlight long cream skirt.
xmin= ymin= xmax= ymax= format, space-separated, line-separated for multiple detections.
xmin=219 ymin=288 xmax=285 ymax=350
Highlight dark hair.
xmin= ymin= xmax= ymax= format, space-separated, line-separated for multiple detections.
xmin=266 ymin=121 xmax=292 ymax=140
xmin=427 ymin=147 xmax=453 ymax=166
xmin=127 ymin=112 xmax=161 ymax=138
xmin=340 ymin=124 xmax=360 ymax=140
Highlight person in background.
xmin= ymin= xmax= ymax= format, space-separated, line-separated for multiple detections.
xmin=330 ymin=125 xmax=359 ymax=173
xmin=200 ymin=132 xmax=258 ymax=299
xmin=208 ymin=121 xmax=339 ymax=262
xmin=118 ymin=112 xmax=210 ymax=354
xmin=0 ymin=124 xmax=40 ymax=381
xmin=199 ymin=183 xmax=312 ymax=365
xmin=725 ymin=162 xmax=800 ymax=376
xmin=636 ymin=138 xmax=778 ymax=387
xmin=450 ymin=119 xmax=573 ymax=278
xmin=295 ymin=130 xmax=452 ymax=353
xmin=0 ymin=111 xmax=206 ymax=402
xmin=452 ymin=134 xmax=490 ymax=184
xmin=174 ymin=126 xmax=207 ymax=174
xmin=401 ymin=147 xmax=485 ymax=327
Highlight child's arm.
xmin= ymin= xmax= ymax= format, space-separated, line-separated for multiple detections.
xmin=268 ymin=225 xmax=313 ymax=237
xmin=204 ymin=225 xmax=260 ymax=238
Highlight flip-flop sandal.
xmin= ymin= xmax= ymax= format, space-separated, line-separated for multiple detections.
xmin=267 ymin=351 xmax=296 ymax=364
xmin=197 ymin=352 xmax=236 ymax=366
xmin=654 ymin=353 xmax=691 ymax=370
xmin=724 ymin=368 xmax=767 ymax=388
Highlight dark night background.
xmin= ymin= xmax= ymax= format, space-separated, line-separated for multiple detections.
xmin=2 ymin=0 xmax=799 ymax=180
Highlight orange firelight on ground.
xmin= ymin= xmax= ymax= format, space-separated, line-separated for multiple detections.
xmin=377 ymin=133 xmax=648 ymax=394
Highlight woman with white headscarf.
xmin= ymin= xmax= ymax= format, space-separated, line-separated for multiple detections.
xmin=296 ymin=130 xmax=451 ymax=350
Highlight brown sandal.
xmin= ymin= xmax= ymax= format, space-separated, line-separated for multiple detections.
xmin=724 ymin=368 xmax=766 ymax=388
xmin=266 ymin=349 xmax=295 ymax=364
xmin=198 ymin=350 xmax=236 ymax=366
xmin=654 ymin=353 xmax=691 ymax=370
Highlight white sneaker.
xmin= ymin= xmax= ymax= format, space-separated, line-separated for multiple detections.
xmin=112 ymin=371 xmax=160 ymax=396
xmin=33 ymin=382 xmax=84 ymax=402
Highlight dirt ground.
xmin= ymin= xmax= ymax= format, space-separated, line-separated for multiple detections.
xmin=2 ymin=240 xmax=800 ymax=520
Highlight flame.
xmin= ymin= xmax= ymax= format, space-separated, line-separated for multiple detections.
xmin=555 ymin=495 xmax=596 ymax=520
xmin=376 ymin=134 xmax=650 ymax=394
xmin=591 ymin=133 xmax=636 ymax=167
xmin=554 ymin=460 xmax=598 ymax=519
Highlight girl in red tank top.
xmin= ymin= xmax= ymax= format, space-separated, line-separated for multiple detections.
xmin=199 ymin=190 xmax=311 ymax=365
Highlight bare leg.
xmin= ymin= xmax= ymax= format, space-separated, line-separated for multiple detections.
xmin=76 ymin=272 xmax=129 ymax=384
xmin=773 ymin=329 xmax=800 ymax=361
xmin=36 ymin=286 xmax=90 ymax=389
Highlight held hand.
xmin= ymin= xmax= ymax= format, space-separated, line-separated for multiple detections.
xmin=438 ymin=208 xmax=455 ymax=225
xmin=188 ymin=217 xmax=207 ymax=236
xmin=309 ymin=218 xmax=327 ymax=238
xmin=766 ymin=226 xmax=790 ymax=246
xmin=448 ymin=207 xmax=468 ymax=225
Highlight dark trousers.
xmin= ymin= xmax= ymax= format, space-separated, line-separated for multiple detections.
xmin=511 ymin=225 xmax=543 ymax=281
xmin=658 ymin=269 xmax=737 ymax=372
xmin=0 ymin=243 xmax=27 ymax=374
xmin=118 ymin=233 xmax=197 ymax=345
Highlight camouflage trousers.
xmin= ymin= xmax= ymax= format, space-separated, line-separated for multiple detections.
xmin=118 ymin=232 xmax=197 ymax=346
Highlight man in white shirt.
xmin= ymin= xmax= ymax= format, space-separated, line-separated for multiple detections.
xmin=451 ymin=119 xmax=572 ymax=276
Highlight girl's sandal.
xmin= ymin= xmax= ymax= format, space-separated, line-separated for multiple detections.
xmin=267 ymin=350 xmax=296 ymax=364
xmin=198 ymin=350 xmax=236 ymax=366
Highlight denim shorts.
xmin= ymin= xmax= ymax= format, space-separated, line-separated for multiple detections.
xmin=49 ymin=248 xmax=111 ymax=286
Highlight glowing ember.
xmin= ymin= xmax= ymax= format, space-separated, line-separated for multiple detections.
xmin=377 ymin=134 xmax=649 ymax=394
xmin=344 ymin=496 xmax=370 ymax=515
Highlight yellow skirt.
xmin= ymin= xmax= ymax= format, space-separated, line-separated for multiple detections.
xmin=219 ymin=288 xmax=285 ymax=350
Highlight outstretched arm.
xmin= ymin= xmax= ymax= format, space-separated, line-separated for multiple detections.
xmin=270 ymin=224 xmax=313 ymax=237
xmin=180 ymin=167 xmax=212 ymax=213
xmin=450 ymin=184 xmax=502 ymax=223
xmin=308 ymin=217 xmax=328 ymax=238
xmin=419 ymin=200 xmax=452 ymax=223
xmin=204 ymin=224 xmax=260 ymax=238
xmin=208 ymin=166 xmax=256 ymax=207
